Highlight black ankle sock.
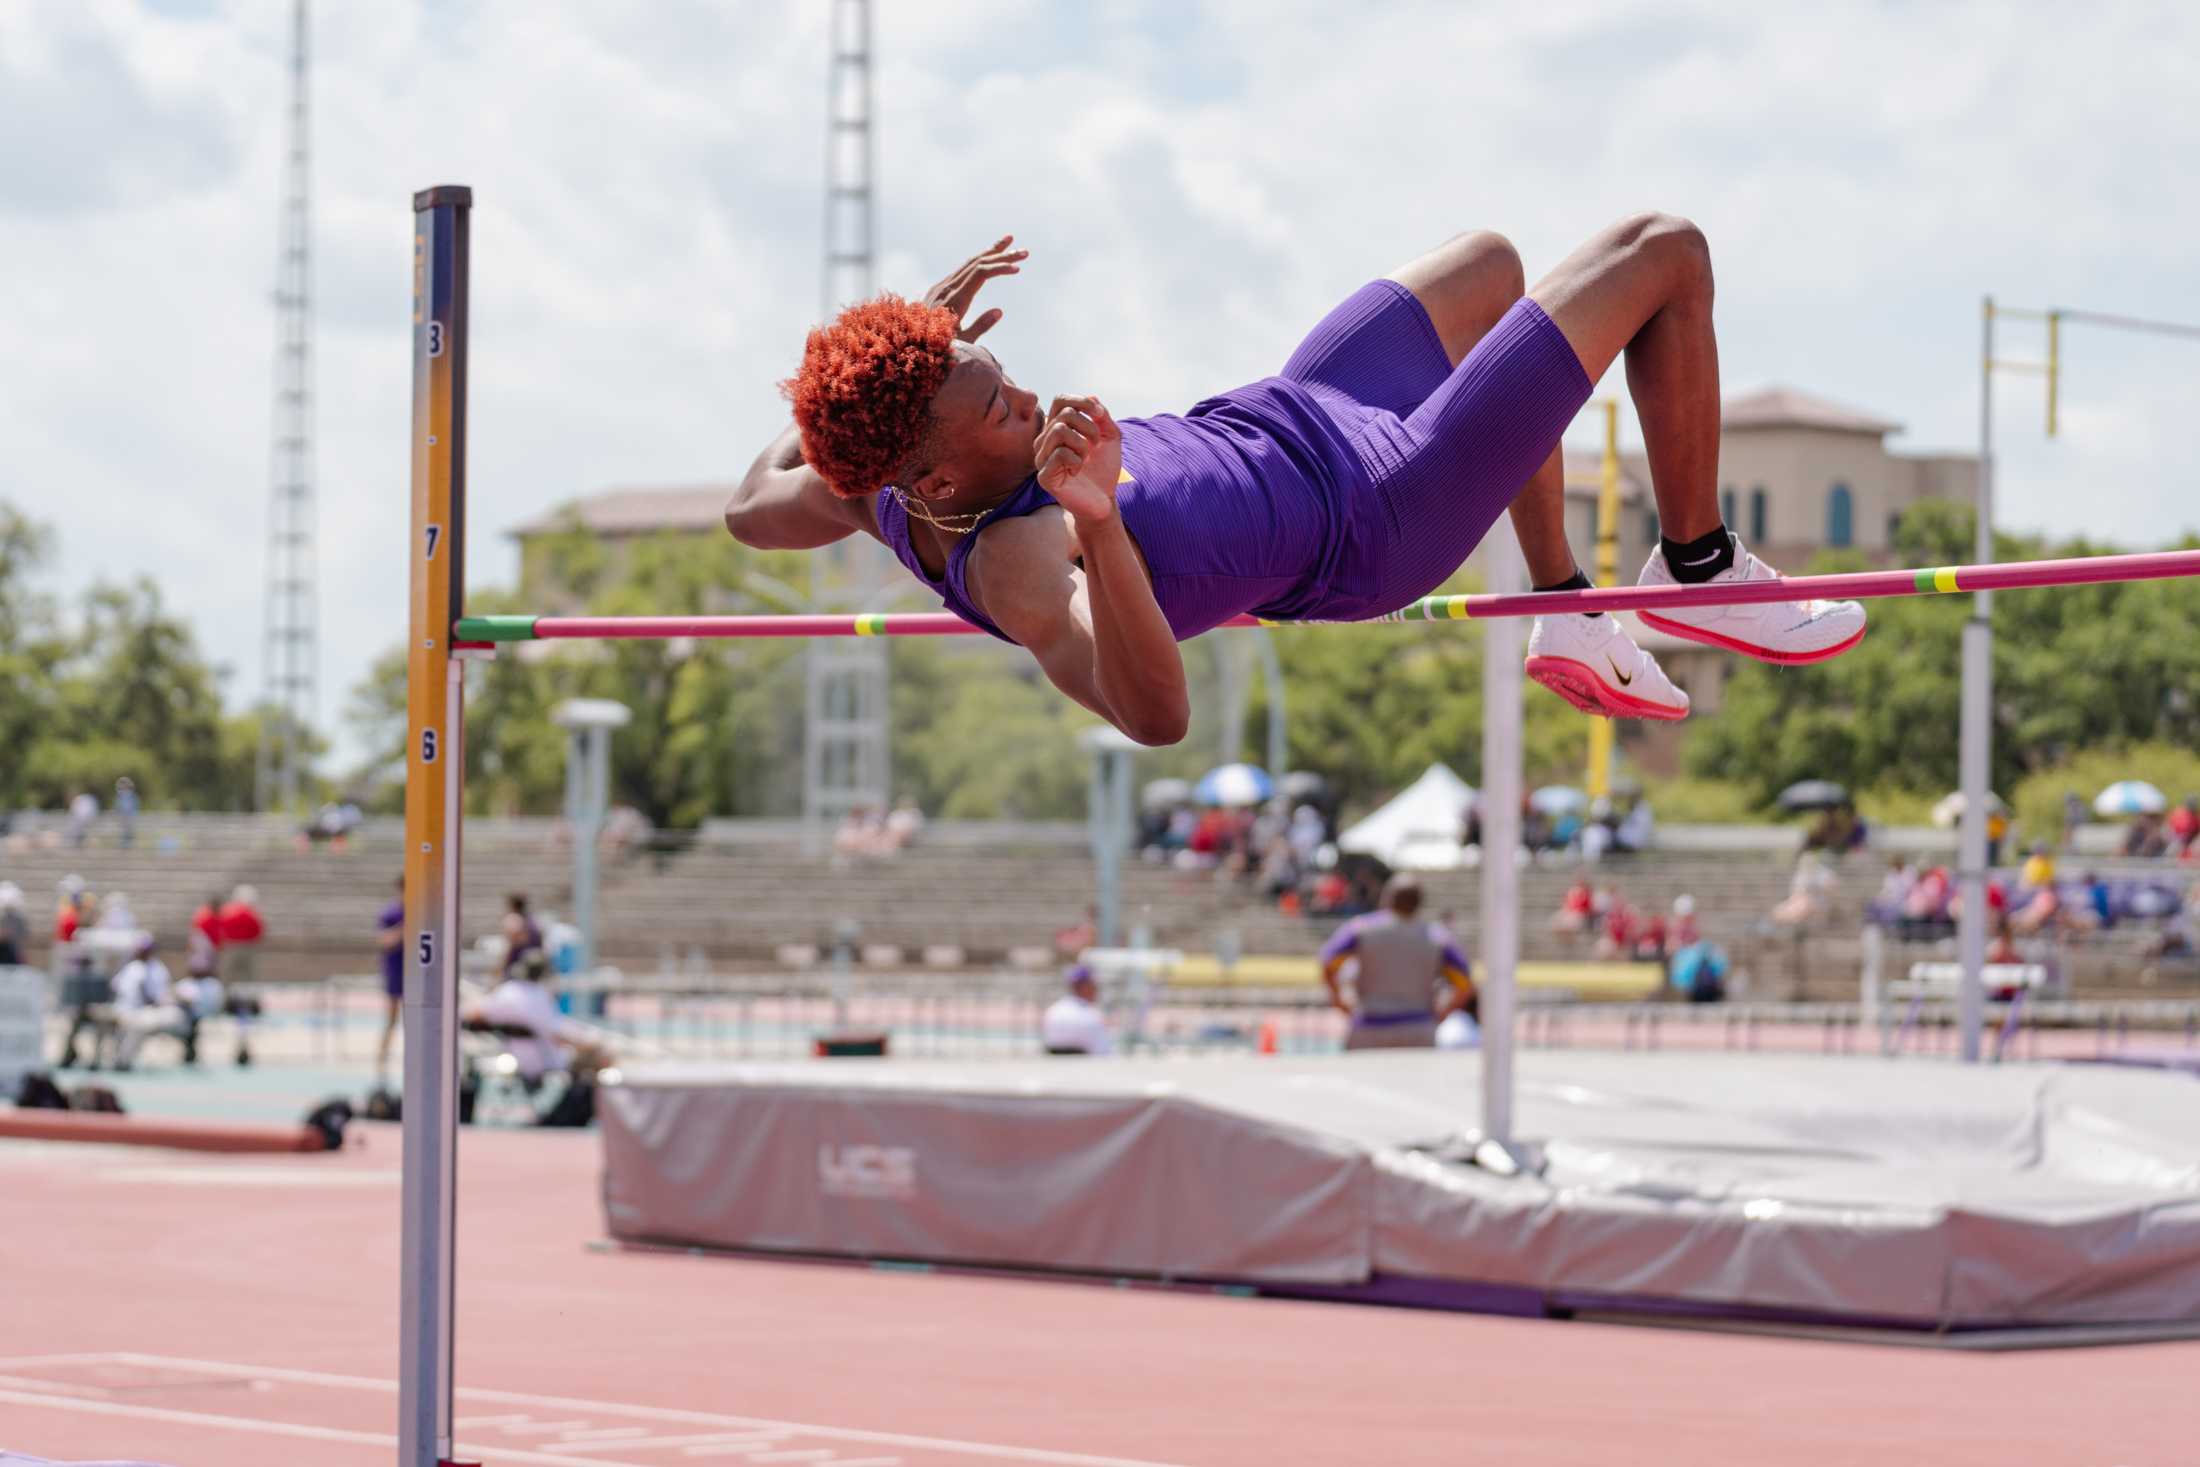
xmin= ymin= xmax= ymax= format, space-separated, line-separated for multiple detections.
xmin=1534 ymin=569 xmax=1601 ymax=617
xmin=1661 ymin=525 xmax=1735 ymax=584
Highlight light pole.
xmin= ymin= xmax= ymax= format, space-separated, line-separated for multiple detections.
xmin=553 ymin=697 xmax=631 ymax=981
xmin=1959 ymin=300 xmax=2200 ymax=1062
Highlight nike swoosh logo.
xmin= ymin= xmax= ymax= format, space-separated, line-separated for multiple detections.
xmin=1679 ymin=549 xmax=1724 ymax=566
xmin=1608 ymin=657 xmax=1634 ymax=687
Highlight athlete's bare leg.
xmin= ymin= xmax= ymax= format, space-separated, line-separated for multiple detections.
xmin=1527 ymin=212 xmax=1721 ymax=541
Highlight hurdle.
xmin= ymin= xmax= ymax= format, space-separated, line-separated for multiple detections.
xmin=400 ymin=184 xmax=2200 ymax=1466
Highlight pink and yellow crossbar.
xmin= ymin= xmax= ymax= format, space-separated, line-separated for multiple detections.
xmin=452 ymin=548 xmax=2200 ymax=644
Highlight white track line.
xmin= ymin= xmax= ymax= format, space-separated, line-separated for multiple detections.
xmin=0 ymin=1353 xmax=1196 ymax=1467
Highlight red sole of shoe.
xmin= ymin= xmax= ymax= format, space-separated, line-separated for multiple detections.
xmin=1637 ymin=612 xmax=1867 ymax=666
xmin=1525 ymin=656 xmax=1689 ymax=722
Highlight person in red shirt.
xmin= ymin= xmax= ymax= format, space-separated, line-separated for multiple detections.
xmin=214 ymin=886 xmax=266 ymax=1067
xmin=1549 ymin=878 xmax=1595 ymax=937
xmin=2171 ymin=797 xmax=2200 ymax=855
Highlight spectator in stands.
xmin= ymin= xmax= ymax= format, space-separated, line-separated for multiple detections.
xmin=883 ymin=796 xmax=927 ymax=853
xmin=217 ymin=885 xmax=265 ymax=985
xmin=1288 ymin=804 xmax=1327 ymax=864
xmin=113 ymin=776 xmax=138 ymax=848
xmin=2079 ymin=871 xmax=2115 ymax=930
xmin=2010 ymin=878 xmax=2061 ymax=937
xmin=471 ymin=950 xmax=615 ymax=1085
xmin=1900 ymin=863 xmax=1953 ymax=937
xmin=2020 ymin=843 xmax=2057 ymax=892
xmin=1670 ymin=937 xmax=1729 ymax=1002
xmin=1580 ymin=796 xmax=1615 ymax=862
xmin=53 ymin=875 xmax=88 ymax=946
xmin=96 ymin=889 xmax=137 ymax=933
xmin=1053 ymin=903 xmax=1099 ymax=961
xmin=1548 ymin=877 xmax=1595 ymax=939
xmin=1319 ymin=875 xmax=1474 ymax=1050
xmin=1985 ymin=803 xmax=2009 ymax=865
xmin=1256 ymin=835 xmax=1300 ymax=901
xmin=1668 ymin=894 xmax=1700 ymax=950
xmin=65 ymin=789 xmax=97 ymax=848
xmin=500 ymin=892 xmax=543 ymax=979
xmin=111 ymin=937 xmax=185 ymax=1071
xmin=1041 ymin=963 xmax=1112 ymax=1055
xmin=1634 ymin=909 xmax=1669 ymax=961
xmin=1595 ymin=890 xmax=1641 ymax=959
xmin=173 ymin=963 xmax=225 ymax=1066
xmin=2062 ymin=791 xmax=2088 ymax=851
xmin=1615 ymin=795 xmax=1654 ymax=854
xmin=190 ymin=892 xmax=224 ymax=971
xmin=1771 ymin=852 xmax=1834 ymax=927
xmin=0 ymin=882 xmax=25 ymax=966
xmin=1309 ymin=866 xmax=1352 ymax=917
xmin=1871 ymin=856 xmax=1916 ymax=926
xmin=377 ymin=876 xmax=405 ymax=1079
xmin=2172 ymin=796 xmax=2200 ymax=859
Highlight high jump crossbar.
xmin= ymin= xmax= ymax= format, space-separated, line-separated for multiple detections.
xmin=403 ymin=183 xmax=2200 ymax=1467
xmin=451 ymin=548 xmax=2200 ymax=644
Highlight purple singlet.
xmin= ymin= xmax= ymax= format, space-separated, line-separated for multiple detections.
xmin=875 ymin=285 xmax=1592 ymax=645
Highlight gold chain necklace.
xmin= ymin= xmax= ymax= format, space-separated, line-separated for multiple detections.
xmin=889 ymin=487 xmax=990 ymax=534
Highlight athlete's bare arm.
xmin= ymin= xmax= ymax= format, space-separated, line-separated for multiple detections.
xmin=970 ymin=397 xmax=1190 ymax=747
xmin=724 ymin=424 xmax=877 ymax=550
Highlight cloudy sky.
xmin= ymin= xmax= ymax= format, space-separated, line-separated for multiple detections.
xmin=5 ymin=0 xmax=2197 ymax=768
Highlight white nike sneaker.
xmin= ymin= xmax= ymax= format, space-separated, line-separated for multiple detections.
xmin=1635 ymin=533 xmax=1867 ymax=664
xmin=1526 ymin=612 xmax=1690 ymax=721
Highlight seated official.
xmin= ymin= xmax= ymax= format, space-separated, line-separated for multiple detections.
xmin=468 ymin=951 xmax=615 ymax=1084
xmin=1040 ymin=964 xmax=1112 ymax=1055
xmin=1319 ymin=874 xmax=1475 ymax=1050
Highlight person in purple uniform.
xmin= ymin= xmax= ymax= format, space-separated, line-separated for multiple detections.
xmin=376 ymin=876 xmax=404 ymax=1079
xmin=1318 ymin=874 xmax=1476 ymax=1051
xmin=729 ymin=218 xmax=1865 ymax=744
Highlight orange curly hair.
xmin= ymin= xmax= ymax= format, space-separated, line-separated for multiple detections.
xmin=783 ymin=295 xmax=960 ymax=500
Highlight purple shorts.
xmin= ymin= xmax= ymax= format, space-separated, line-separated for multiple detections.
xmin=1281 ymin=280 xmax=1592 ymax=619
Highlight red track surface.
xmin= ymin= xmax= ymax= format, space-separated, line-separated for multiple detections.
xmin=3 ymin=1123 xmax=2194 ymax=1466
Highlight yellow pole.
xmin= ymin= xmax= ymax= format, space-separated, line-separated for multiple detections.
xmin=1584 ymin=399 xmax=1620 ymax=797
xmin=2046 ymin=310 xmax=2061 ymax=438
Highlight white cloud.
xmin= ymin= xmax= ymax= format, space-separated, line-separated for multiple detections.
xmin=2 ymin=0 xmax=2196 ymax=775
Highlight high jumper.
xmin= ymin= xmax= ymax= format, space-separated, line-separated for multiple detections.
xmin=726 ymin=214 xmax=1866 ymax=745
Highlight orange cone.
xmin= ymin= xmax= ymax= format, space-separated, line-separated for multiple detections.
xmin=1257 ymin=1018 xmax=1279 ymax=1055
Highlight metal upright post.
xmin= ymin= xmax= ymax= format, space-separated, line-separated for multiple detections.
xmin=1583 ymin=399 xmax=1621 ymax=798
xmin=1957 ymin=298 xmax=1994 ymax=1062
xmin=402 ymin=183 xmax=470 ymax=1467
xmin=1478 ymin=540 xmax=1524 ymax=1152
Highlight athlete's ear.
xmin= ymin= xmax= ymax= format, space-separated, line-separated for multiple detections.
xmin=906 ymin=466 xmax=955 ymax=503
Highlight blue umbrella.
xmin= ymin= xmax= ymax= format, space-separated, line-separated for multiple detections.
xmin=2095 ymin=780 xmax=2167 ymax=817
xmin=1196 ymin=763 xmax=1273 ymax=807
xmin=1529 ymin=785 xmax=1588 ymax=816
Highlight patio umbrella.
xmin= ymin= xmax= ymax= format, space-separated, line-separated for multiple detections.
xmin=2094 ymin=780 xmax=2167 ymax=817
xmin=1280 ymin=770 xmax=1332 ymax=806
xmin=1528 ymin=785 xmax=1587 ymax=816
xmin=1140 ymin=777 xmax=1193 ymax=809
xmin=1776 ymin=779 xmax=1851 ymax=813
xmin=1929 ymin=790 xmax=2007 ymax=829
xmin=1195 ymin=762 xmax=1274 ymax=807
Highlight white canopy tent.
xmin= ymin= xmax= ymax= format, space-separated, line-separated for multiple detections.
xmin=1337 ymin=763 xmax=1478 ymax=871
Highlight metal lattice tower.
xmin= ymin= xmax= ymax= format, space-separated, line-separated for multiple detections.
xmin=803 ymin=0 xmax=893 ymax=845
xmin=256 ymin=0 xmax=317 ymax=811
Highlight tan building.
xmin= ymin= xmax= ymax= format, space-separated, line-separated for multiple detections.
xmin=509 ymin=486 xmax=733 ymax=612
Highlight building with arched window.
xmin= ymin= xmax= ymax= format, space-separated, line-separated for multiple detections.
xmin=1827 ymin=482 xmax=1853 ymax=547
